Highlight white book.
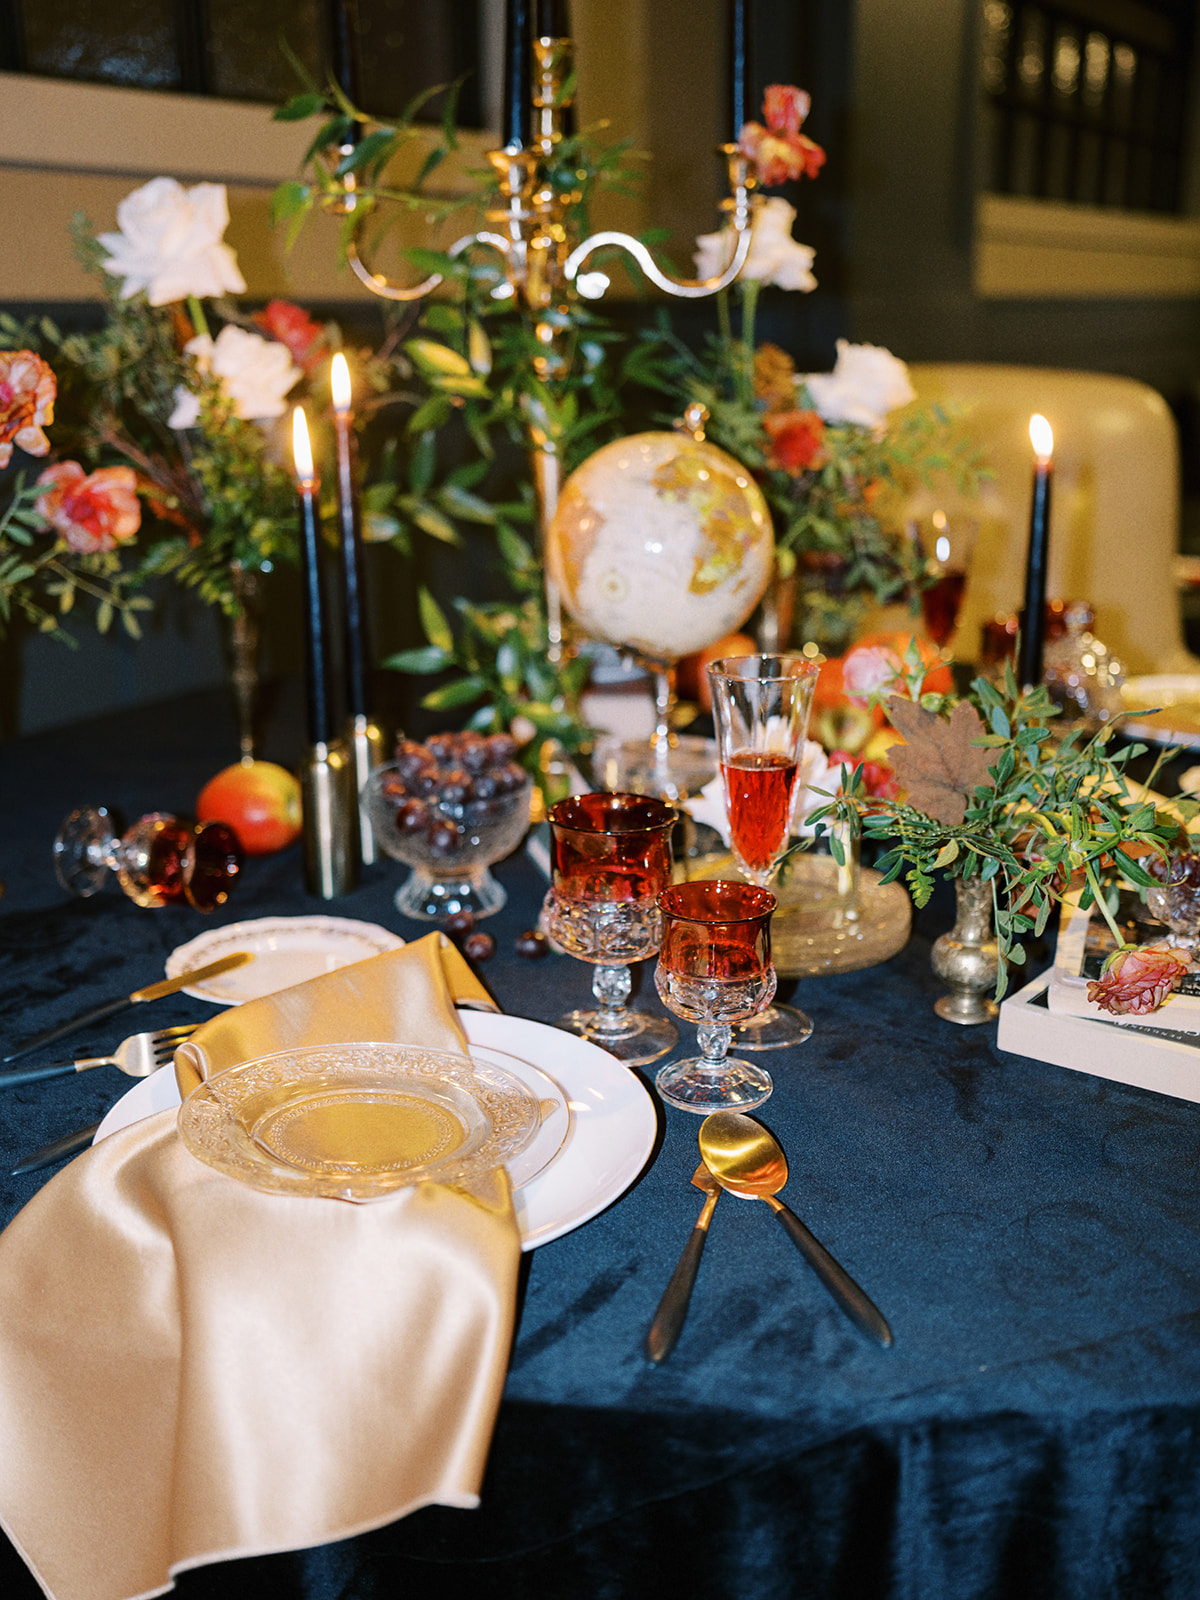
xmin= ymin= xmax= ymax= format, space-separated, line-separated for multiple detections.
xmin=1048 ymin=886 xmax=1200 ymax=1034
xmin=998 ymin=968 xmax=1200 ymax=1105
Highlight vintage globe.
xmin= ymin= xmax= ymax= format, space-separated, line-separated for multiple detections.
xmin=548 ymin=432 xmax=775 ymax=662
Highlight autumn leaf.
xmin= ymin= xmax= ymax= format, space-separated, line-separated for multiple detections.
xmin=887 ymin=698 xmax=994 ymax=825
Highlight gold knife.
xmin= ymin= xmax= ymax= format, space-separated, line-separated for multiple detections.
xmin=1 ymin=952 xmax=254 ymax=1064
xmin=645 ymin=1163 xmax=723 ymax=1364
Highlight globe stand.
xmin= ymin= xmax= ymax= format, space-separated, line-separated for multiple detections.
xmin=599 ymin=663 xmax=718 ymax=802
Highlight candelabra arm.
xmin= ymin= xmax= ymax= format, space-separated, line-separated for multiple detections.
xmin=344 ymin=228 xmax=512 ymax=303
xmin=565 ymin=216 xmax=753 ymax=300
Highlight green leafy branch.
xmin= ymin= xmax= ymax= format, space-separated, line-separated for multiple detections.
xmin=811 ymin=652 xmax=1182 ymax=995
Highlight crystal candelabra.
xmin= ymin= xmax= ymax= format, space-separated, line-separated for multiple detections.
xmin=329 ymin=11 xmax=758 ymax=665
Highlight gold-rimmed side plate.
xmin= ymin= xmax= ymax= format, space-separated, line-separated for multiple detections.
xmin=178 ymin=1042 xmax=542 ymax=1201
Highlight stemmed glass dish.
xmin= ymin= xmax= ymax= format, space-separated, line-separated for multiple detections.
xmin=53 ymin=806 xmax=242 ymax=911
xmin=707 ymin=653 xmax=819 ymax=1049
xmin=364 ymin=758 xmax=532 ymax=921
xmin=542 ymin=792 xmax=679 ymax=1065
xmin=654 ymin=879 xmax=778 ymax=1113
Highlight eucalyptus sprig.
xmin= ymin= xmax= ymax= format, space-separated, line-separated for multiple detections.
xmin=811 ymin=645 xmax=1182 ymax=994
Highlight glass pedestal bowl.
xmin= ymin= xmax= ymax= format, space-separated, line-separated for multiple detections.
xmin=364 ymin=761 xmax=533 ymax=921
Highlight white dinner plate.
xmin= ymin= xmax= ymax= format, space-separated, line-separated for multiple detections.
xmin=1120 ymin=676 xmax=1200 ymax=749
xmin=95 ymin=1012 xmax=657 ymax=1250
xmin=165 ymin=917 xmax=405 ymax=1004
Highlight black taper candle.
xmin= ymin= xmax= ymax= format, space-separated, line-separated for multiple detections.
xmin=331 ymin=358 xmax=368 ymax=719
xmin=329 ymin=0 xmax=361 ymax=102
xmin=293 ymin=410 xmax=332 ymax=746
xmin=535 ymin=0 xmax=568 ymax=36
xmin=730 ymin=0 xmax=751 ymax=138
xmin=1018 ymin=414 xmax=1054 ymax=691
xmin=503 ymin=0 xmax=531 ymax=148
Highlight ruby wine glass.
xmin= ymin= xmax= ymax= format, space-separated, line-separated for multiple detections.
xmin=543 ymin=793 xmax=679 ymax=1065
xmin=654 ymin=880 xmax=778 ymax=1113
xmin=53 ymin=806 xmax=242 ymax=911
xmin=707 ymin=653 xmax=819 ymax=1049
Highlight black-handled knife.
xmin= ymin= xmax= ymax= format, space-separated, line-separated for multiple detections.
xmin=12 ymin=1121 xmax=102 ymax=1175
xmin=1 ymin=951 xmax=252 ymax=1064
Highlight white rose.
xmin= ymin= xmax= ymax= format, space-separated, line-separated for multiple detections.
xmin=802 ymin=340 xmax=916 ymax=431
xmin=98 ymin=177 xmax=247 ymax=307
xmin=694 ymin=198 xmax=817 ymax=292
xmin=167 ymin=385 xmax=201 ymax=430
xmin=174 ymin=326 xmax=301 ymax=424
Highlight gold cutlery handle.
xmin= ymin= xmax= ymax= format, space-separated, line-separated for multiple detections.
xmin=766 ymin=1198 xmax=894 ymax=1348
xmin=645 ymin=1190 xmax=720 ymax=1363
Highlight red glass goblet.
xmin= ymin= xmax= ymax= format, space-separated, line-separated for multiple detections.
xmin=654 ymin=879 xmax=778 ymax=1113
xmin=53 ymin=806 xmax=242 ymax=911
xmin=543 ymin=792 xmax=679 ymax=1065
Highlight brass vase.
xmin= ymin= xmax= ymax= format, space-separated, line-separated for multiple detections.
xmin=931 ymin=876 xmax=1001 ymax=1025
xmin=225 ymin=560 xmax=261 ymax=763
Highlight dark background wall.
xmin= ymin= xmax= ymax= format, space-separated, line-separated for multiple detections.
xmin=3 ymin=0 xmax=1199 ymax=739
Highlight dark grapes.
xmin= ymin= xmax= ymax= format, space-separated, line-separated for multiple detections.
xmin=515 ymin=929 xmax=549 ymax=960
xmin=463 ymin=930 xmax=496 ymax=962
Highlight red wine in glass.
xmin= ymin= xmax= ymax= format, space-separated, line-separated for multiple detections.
xmin=921 ymin=569 xmax=967 ymax=647
xmin=722 ymin=750 xmax=799 ymax=878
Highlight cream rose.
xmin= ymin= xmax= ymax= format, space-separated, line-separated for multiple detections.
xmin=694 ymin=198 xmax=817 ymax=292
xmin=169 ymin=326 xmax=301 ymax=427
xmin=98 ymin=178 xmax=247 ymax=307
xmin=803 ymin=340 xmax=916 ymax=431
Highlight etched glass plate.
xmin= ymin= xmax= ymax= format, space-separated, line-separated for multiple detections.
xmin=178 ymin=1042 xmax=541 ymax=1201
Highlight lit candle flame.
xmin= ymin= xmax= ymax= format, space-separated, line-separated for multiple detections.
xmin=1029 ymin=413 xmax=1053 ymax=464
xmin=292 ymin=406 xmax=314 ymax=482
xmin=331 ymin=352 xmax=352 ymax=415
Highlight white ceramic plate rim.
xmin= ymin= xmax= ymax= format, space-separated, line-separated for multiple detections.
xmin=165 ymin=917 xmax=405 ymax=1004
xmin=1120 ymin=675 xmax=1200 ymax=748
xmin=95 ymin=1011 xmax=657 ymax=1250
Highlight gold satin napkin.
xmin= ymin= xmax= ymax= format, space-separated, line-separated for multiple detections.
xmin=0 ymin=933 xmax=520 ymax=1600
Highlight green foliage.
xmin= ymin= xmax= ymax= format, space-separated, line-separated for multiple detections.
xmin=811 ymin=646 xmax=1181 ymax=996
xmin=648 ymin=289 xmax=986 ymax=653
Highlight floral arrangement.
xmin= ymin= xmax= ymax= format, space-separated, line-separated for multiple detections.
xmin=813 ymin=641 xmax=1182 ymax=1000
xmin=662 ymin=86 xmax=985 ymax=655
xmin=0 ymin=349 xmax=148 ymax=638
xmin=1 ymin=175 xmax=406 ymax=633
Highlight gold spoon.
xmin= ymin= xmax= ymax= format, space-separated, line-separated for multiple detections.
xmin=698 ymin=1111 xmax=894 ymax=1348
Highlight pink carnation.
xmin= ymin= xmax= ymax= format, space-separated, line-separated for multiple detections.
xmin=1086 ymin=942 xmax=1191 ymax=1017
xmin=36 ymin=462 xmax=141 ymax=554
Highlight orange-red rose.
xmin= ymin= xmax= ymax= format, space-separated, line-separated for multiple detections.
xmin=35 ymin=462 xmax=141 ymax=553
xmin=1086 ymin=943 xmax=1191 ymax=1017
xmin=763 ymin=408 xmax=825 ymax=475
xmin=0 ymin=350 xmax=56 ymax=469
xmin=253 ymin=300 xmax=325 ymax=374
xmin=739 ymin=84 xmax=826 ymax=188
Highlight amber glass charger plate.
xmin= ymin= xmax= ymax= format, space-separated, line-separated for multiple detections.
xmin=178 ymin=1043 xmax=542 ymax=1201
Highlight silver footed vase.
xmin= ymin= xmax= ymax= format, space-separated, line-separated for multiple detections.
xmin=931 ymin=876 xmax=1001 ymax=1025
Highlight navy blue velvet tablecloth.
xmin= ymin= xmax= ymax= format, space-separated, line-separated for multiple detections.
xmin=2 ymin=690 xmax=1199 ymax=1600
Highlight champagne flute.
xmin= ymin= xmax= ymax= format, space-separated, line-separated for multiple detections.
xmin=706 ymin=653 xmax=819 ymax=1049
xmin=53 ymin=806 xmax=242 ymax=911
xmin=543 ymin=792 xmax=679 ymax=1065
xmin=654 ymin=879 xmax=778 ymax=1112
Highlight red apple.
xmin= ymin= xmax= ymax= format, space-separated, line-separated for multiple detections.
xmin=196 ymin=760 xmax=302 ymax=856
